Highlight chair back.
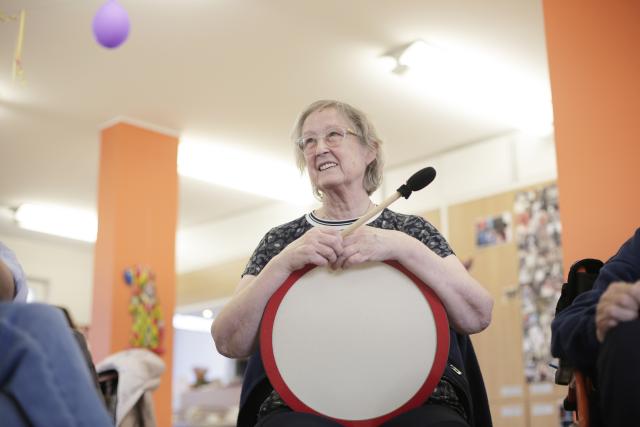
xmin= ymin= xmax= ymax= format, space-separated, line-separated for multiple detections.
xmin=554 ymin=258 xmax=603 ymax=427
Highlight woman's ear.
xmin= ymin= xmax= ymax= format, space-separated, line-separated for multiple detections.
xmin=365 ymin=146 xmax=377 ymax=166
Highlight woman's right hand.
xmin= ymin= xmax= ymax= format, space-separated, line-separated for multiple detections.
xmin=273 ymin=227 xmax=344 ymax=272
xmin=213 ymin=227 xmax=343 ymax=358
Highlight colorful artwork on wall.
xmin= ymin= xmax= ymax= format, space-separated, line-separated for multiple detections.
xmin=515 ymin=184 xmax=563 ymax=383
xmin=123 ymin=265 xmax=165 ymax=355
xmin=475 ymin=212 xmax=512 ymax=248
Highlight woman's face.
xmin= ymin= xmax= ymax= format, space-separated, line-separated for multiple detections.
xmin=301 ymin=108 xmax=375 ymax=197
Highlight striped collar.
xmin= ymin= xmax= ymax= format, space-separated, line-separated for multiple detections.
xmin=305 ymin=208 xmax=383 ymax=228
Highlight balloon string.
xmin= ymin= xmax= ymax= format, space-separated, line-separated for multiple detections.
xmin=1 ymin=9 xmax=26 ymax=83
xmin=12 ymin=10 xmax=26 ymax=83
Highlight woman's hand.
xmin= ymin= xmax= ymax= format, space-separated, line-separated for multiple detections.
xmin=334 ymin=227 xmax=407 ymax=268
xmin=274 ymin=226 xmax=344 ymax=273
xmin=335 ymin=226 xmax=492 ymax=334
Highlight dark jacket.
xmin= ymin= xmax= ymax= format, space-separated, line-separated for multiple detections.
xmin=551 ymin=228 xmax=640 ymax=371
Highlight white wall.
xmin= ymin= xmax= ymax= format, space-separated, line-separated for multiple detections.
xmin=382 ymin=131 xmax=557 ymax=220
xmin=172 ymin=328 xmax=237 ymax=409
xmin=176 ymin=201 xmax=314 ymax=273
xmin=179 ymin=130 xmax=558 ymax=270
xmin=0 ymin=232 xmax=94 ymax=325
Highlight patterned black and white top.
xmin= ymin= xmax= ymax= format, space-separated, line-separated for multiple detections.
xmin=243 ymin=208 xmax=453 ymax=277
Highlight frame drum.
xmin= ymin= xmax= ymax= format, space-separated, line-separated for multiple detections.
xmin=260 ymin=260 xmax=449 ymax=426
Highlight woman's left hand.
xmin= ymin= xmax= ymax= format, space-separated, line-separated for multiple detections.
xmin=333 ymin=227 xmax=406 ymax=269
xmin=333 ymin=225 xmax=493 ymax=334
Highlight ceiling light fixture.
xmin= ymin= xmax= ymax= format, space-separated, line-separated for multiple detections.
xmin=396 ymin=40 xmax=444 ymax=72
xmin=14 ymin=203 xmax=97 ymax=242
xmin=385 ymin=39 xmax=554 ymax=135
xmin=178 ymin=137 xmax=315 ymax=205
xmin=382 ymin=40 xmax=444 ymax=74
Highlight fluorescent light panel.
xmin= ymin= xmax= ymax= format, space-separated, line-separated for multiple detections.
xmin=14 ymin=140 xmax=315 ymax=241
xmin=15 ymin=203 xmax=97 ymax=242
xmin=173 ymin=313 xmax=213 ymax=332
xmin=178 ymin=137 xmax=314 ymax=205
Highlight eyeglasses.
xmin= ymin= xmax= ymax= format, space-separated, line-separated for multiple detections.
xmin=296 ymin=127 xmax=361 ymax=154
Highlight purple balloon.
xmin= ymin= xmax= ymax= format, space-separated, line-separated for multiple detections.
xmin=92 ymin=0 xmax=130 ymax=49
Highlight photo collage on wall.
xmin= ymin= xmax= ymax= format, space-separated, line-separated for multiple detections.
xmin=514 ymin=184 xmax=564 ymax=383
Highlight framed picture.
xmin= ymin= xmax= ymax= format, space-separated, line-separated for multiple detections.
xmin=475 ymin=212 xmax=512 ymax=248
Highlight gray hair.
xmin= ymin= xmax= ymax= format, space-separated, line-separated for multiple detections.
xmin=292 ymin=100 xmax=384 ymax=199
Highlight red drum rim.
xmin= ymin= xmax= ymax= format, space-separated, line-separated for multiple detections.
xmin=260 ymin=260 xmax=450 ymax=426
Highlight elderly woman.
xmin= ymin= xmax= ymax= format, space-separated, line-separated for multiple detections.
xmin=212 ymin=100 xmax=493 ymax=427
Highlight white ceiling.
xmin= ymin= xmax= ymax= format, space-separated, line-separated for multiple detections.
xmin=0 ymin=0 xmax=551 ymax=234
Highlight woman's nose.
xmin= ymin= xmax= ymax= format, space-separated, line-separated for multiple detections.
xmin=314 ymin=137 xmax=331 ymax=154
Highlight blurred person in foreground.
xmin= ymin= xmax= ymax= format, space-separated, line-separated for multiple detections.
xmin=552 ymin=228 xmax=640 ymax=427
xmin=0 ymin=241 xmax=28 ymax=302
xmin=0 ymin=242 xmax=111 ymax=426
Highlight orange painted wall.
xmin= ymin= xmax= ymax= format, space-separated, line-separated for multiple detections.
xmin=91 ymin=122 xmax=178 ymax=427
xmin=543 ymin=1 xmax=640 ymax=271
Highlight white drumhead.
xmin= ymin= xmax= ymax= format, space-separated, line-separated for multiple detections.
xmin=261 ymin=261 xmax=449 ymax=426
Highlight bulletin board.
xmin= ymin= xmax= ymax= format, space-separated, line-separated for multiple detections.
xmin=445 ymin=182 xmax=567 ymax=427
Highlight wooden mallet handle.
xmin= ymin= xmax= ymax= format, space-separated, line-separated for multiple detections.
xmin=341 ymin=193 xmax=400 ymax=237
xmin=341 ymin=167 xmax=436 ymax=237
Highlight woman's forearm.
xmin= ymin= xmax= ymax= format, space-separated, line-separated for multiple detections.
xmin=396 ymin=236 xmax=493 ymax=334
xmin=212 ymin=227 xmax=345 ymax=358
xmin=212 ymin=255 xmax=291 ymax=358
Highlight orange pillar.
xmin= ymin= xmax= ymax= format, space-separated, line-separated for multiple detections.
xmin=91 ymin=121 xmax=178 ymax=427
xmin=543 ymin=1 xmax=640 ymax=271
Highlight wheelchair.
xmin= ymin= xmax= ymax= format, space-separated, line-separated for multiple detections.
xmin=554 ymin=258 xmax=603 ymax=427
